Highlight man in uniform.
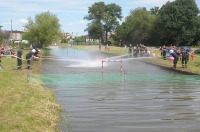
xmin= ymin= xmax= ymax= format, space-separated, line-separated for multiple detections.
xmin=26 ymin=49 xmax=36 ymax=70
xmin=17 ymin=47 xmax=23 ymax=70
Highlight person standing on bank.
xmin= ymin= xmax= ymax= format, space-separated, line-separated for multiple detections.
xmin=162 ymin=45 xmax=167 ymax=60
xmin=181 ymin=48 xmax=189 ymax=68
xmin=26 ymin=49 xmax=36 ymax=70
xmin=129 ymin=44 xmax=132 ymax=57
xmin=170 ymin=50 xmax=178 ymax=68
xmin=0 ymin=47 xmax=5 ymax=68
xmin=17 ymin=47 xmax=23 ymax=70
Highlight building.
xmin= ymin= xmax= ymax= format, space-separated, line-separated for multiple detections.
xmin=9 ymin=30 xmax=24 ymax=42
xmin=2 ymin=30 xmax=25 ymax=43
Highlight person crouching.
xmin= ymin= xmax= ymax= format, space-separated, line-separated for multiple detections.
xmin=170 ymin=50 xmax=178 ymax=68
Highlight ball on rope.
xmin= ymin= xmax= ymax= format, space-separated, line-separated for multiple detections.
xmin=152 ymin=53 xmax=156 ymax=58
xmin=169 ymin=56 xmax=174 ymax=61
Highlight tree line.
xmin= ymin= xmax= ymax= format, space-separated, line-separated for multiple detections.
xmin=1 ymin=0 xmax=199 ymax=48
xmin=85 ymin=0 xmax=200 ymax=47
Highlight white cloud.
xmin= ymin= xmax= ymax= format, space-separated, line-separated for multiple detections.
xmin=67 ymin=20 xmax=87 ymax=27
xmin=19 ymin=19 xmax=28 ymax=24
xmin=1 ymin=0 xmax=199 ymax=35
xmin=77 ymin=20 xmax=87 ymax=25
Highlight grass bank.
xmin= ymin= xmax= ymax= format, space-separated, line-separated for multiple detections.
xmin=71 ymin=44 xmax=200 ymax=75
xmin=0 ymin=49 xmax=61 ymax=132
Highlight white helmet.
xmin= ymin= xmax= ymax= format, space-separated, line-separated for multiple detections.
xmin=32 ymin=49 xmax=36 ymax=53
xmin=170 ymin=50 xmax=173 ymax=53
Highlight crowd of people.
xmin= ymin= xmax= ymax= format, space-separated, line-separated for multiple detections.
xmin=160 ymin=45 xmax=193 ymax=68
xmin=0 ymin=43 xmax=195 ymax=71
xmin=128 ymin=44 xmax=150 ymax=57
xmin=0 ymin=45 xmax=40 ymax=70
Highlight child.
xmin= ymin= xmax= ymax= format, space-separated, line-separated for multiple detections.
xmin=190 ymin=52 xmax=194 ymax=61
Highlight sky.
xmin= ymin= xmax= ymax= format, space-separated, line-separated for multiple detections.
xmin=0 ymin=0 xmax=200 ymax=36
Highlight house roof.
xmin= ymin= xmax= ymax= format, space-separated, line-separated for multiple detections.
xmin=3 ymin=30 xmax=24 ymax=34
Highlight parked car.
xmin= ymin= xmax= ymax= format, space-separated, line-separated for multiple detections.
xmin=179 ymin=46 xmax=192 ymax=52
xmin=194 ymin=48 xmax=200 ymax=54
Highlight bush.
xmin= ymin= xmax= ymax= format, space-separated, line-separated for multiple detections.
xmin=61 ymin=39 xmax=68 ymax=43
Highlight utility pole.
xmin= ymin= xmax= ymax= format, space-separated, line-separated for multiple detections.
xmin=11 ymin=19 xmax=13 ymax=41
xmin=11 ymin=19 xmax=13 ymax=32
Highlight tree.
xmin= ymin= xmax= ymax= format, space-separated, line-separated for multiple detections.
xmin=113 ymin=22 xmax=129 ymax=46
xmin=150 ymin=7 xmax=160 ymax=15
xmin=156 ymin=0 xmax=199 ymax=46
xmin=84 ymin=2 xmax=122 ymax=45
xmin=0 ymin=26 xmax=10 ymax=44
xmin=126 ymin=8 xmax=156 ymax=44
xmin=84 ymin=2 xmax=105 ymax=46
xmin=113 ymin=8 xmax=157 ymax=46
xmin=23 ymin=11 xmax=61 ymax=48
xmin=104 ymin=3 xmax=122 ymax=42
xmin=193 ymin=15 xmax=200 ymax=45
xmin=85 ymin=22 xmax=103 ymax=40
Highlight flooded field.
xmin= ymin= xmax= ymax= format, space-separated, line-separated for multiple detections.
xmin=41 ymin=47 xmax=200 ymax=132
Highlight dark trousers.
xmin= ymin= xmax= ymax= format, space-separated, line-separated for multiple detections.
xmin=173 ymin=57 xmax=178 ymax=68
xmin=163 ymin=51 xmax=166 ymax=59
xmin=17 ymin=58 xmax=22 ymax=67
xmin=27 ymin=59 xmax=30 ymax=65
xmin=182 ymin=57 xmax=187 ymax=65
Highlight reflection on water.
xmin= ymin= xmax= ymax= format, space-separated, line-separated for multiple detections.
xmin=40 ymin=48 xmax=200 ymax=132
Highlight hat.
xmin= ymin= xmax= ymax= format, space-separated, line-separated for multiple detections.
xmin=170 ymin=50 xmax=174 ymax=53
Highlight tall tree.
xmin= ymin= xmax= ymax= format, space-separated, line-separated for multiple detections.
xmin=113 ymin=22 xmax=129 ymax=46
xmin=84 ymin=2 xmax=122 ymax=45
xmin=85 ymin=22 xmax=103 ymax=40
xmin=113 ymin=8 xmax=157 ymax=46
xmin=193 ymin=15 xmax=200 ymax=45
xmin=126 ymin=8 xmax=156 ymax=44
xmin=150 ymin=7 xmax=160 ymax=15
xmin=84 ymin=2 xmax=105 ymax=46
xmin=104 ymin=3 xmax=122 ymax=42
xmin=23 ymin=11 xmax=61 ymax=48
xmin=157 ymin=0 xmax=199 ymax=46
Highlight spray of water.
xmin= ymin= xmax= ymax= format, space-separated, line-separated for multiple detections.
xmin=105 ymin=54 xmax=129 ymax=60
xmin=65 ymin=60 xmax=104 ymax=68
xmin=42 ymin=53 xmax=154 ymax=68
xmin=120 ymin=56 xmax=152 ymax=61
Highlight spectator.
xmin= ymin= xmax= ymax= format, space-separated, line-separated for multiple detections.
xmin=162 ymin=45 xmax=167 ymax=60
xmin=181 ymin=48 xmax=189 ymax=68
xmin=170 ymin=50 xmax=178 ymax=68
xmin=17 ymin=47 xmax=23 ymax=70
xmin=129 ymin=44 xmax=132 ymax=56
xmin=191 ymin=52 xmax=194 ymax=61
xmin=0 ymin=47 xmax=5 ymax=68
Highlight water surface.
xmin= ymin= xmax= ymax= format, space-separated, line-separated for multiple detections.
xmin=41 ymin=48 xmax=200 ymax=132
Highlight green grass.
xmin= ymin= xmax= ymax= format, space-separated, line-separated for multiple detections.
xmin=0 ymin=49 xmax=61 ymax=132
